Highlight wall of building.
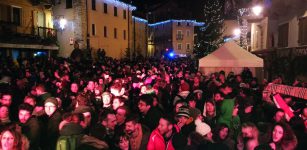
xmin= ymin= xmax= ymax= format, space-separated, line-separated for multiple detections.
xmin=87 ymin=0 xmax=133 ymax=59
xmin=53 ymin=0 xmax=134 ymax=59
xmin=132 ymin=18 xmax=147 ymax=57
xmin=251 ymin=17 xmax=268 ymax=51
xmin=172 ymin=21 xmax=194 ymax=55
xmin=149 ymin=22 xmax=172 ymax=57
xmin=52 ymin=0 xmax=75 ymax=57
xmin=251 ymin=0 xmax=307 ymax=52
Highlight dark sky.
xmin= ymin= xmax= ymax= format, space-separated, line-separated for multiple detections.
xmin=124 ymin=0 xmax=248 ymax=20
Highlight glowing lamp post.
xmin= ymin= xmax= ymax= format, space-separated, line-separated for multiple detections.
xmin=252 ymin=5 xmax=263 ymax=16
xmin=233 ymin=28 xmax=241 ymax=37
xmin=59 ymin=18 xmax=67 ymax=30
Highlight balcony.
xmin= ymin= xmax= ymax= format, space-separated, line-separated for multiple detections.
xmin=0 ymin=21 xmax=57 ymax=46
xmin=176 ymin=34 xmax=184 ymax=40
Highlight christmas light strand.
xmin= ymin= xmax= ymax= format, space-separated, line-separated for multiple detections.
xmin=104 ymin=0 xmax=136 ymax=11
xmin=132 ymin=16 xmax=148 ymax=23
xmin=148 ymin=20 xmax=205 ymax=27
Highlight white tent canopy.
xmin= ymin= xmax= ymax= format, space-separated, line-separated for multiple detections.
xmin=198 ymin=41 xmax=263 ymax=76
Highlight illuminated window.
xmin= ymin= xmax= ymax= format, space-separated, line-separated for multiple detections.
xmin=178 ymin=43 xmax=182 ymax=50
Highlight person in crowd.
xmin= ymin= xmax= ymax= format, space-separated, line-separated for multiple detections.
xmin=18 ymin=103 xmax=41 ymax=150
xmin=0 ymin=93 xmax=15 ymax=121
xmin=73 ymin=106 xmax=94 ymax=134
xmin=256 ymin=123 xmax=297 ymax=150
xmin=237 ymin=122 xmax=260 ymax=150
xmin=172 ymin=133 xmax=188 ymax=150
xmin=113 ymin=97 xmax=125 ymax=111
xmin=186 ymin=132 xmax=208 ymax=150
xmin=23 ymin=96 xmax=36 ymax=108
xmin=35 ymin=84 xmax=52 ymax=107
xmin=218 ymin=87 xmax=240 ymax=136
xmin=176 ymin=106 xmax=196 ymax=137
xmin=212 ymin=123 xmax=235 ymax=150
xmin=0 ymin=129 xmax=26 ymax=150
xmin=62 ymin=82 xmax=79 ymax=112
xmin=90 ymin=110 xmax=117 ymax=149
xmin=273 ymin=109 xmax=286 ymax=123
xmin=1 ymin=54 xmax=307 ymax=150
xmin=173 ymin=82 xmax=191 ymax=105
xmin=41 ymin=97 xmax=62 ymax=150
xmin=115 ymin=106 xmax=130 ymax=137
xmin=0 ymin=105 xmax=10 ymax=127
xmin=124 ymin=115 xmax=150 ymax=150
xmin=203 ymin=100 xmax=217 ymax=128
xmin=187 ymin=96 xmax=201 ymax=121
xmin=0 ymin=93 xmax=12 ymax=108
xmin=138 ymin=94 xmax=162 ymax=131
xmin=115 ymin=133 xmax=130 ymax=150
xmin=101 ymin=92 xmax=113 ymax=110
xmin=147 ymin=115 xmax=179 ymax=150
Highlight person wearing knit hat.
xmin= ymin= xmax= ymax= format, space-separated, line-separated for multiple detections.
xmin=195 ymin=119 xmax=211 ymax=138
xmin=44 ymin=97 xmax=58 ymax=116
xmin=176 ymin=106 xmax=196 ymax=137
xmin=173 ymin=82 xmax=191 ymax=105
xmin=42 ymin=97 xmax=62 ymax=150
xmin=176 ymin=106 xmax=191 ymax=119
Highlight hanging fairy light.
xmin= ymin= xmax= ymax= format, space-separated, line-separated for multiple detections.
xmin=237 ymin=5 xmax=263 ymax=50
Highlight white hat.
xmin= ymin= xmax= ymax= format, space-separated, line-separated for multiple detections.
xmin=195 ymin=119 xmax=211 ymax=136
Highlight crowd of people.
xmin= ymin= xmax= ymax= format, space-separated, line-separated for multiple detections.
xmin=0 ymin=51 xmax=306 ymax=150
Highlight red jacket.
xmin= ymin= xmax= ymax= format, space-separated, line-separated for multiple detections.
xmin=147 ymin=126 xmax=179 ymax=150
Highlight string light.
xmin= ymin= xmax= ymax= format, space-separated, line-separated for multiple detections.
xmin=148 ymin=20 xmax=204 ymax=27
xmin=104 ymin=0 xmax=136 ymax=11
xmin=238 ymin=8 xmax=251 ymax=50
xmin=132 ymin=16 xmax=148 ymax=23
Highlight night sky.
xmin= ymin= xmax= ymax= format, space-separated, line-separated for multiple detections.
xmin=121 ymin=0 xmax=252 ymax=21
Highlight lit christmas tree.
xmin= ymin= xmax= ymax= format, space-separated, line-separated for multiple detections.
xmin=194 ymin=0 xmax=224 ymax=58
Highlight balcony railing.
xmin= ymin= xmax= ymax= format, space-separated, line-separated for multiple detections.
xmin=176 ymin=34 xmax=184 ymax=40
xmin=253 ymin=45 xmax=307 ymax=57
xmin=0 ymin=21 xmax=57 ymax=45
xmin=35 ymin=26 xmax=57 ymax=39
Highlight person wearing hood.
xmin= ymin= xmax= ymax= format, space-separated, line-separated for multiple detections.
xmin=203 ymin=100 xmax=217 ymax=128
xmin=217 ymin=97 xmax=240 ymax=136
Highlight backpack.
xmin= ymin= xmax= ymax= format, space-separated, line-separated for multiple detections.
xmin=56 ymin=135 xmax=81 ymax=150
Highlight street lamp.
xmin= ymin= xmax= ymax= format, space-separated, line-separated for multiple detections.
xmin=59 ymin=18 xmax=67 ymax=30
xmin=252 ymin=5 xmax=263 ymax=16
xmin=233 ymin=28 xmax=241 ymax=37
